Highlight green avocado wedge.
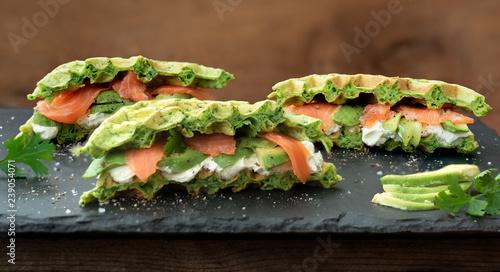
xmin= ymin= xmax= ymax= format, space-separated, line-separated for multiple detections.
xmin=382 ymin=112 xmax=401 ymax=132
xmin=332 ymin=104 xmax=364 ymax=126
xmin=441 ymin=120 xmax=470 ymax=133
xmin=380 ymin=164 xmax=479 ymax=187
xmin=382 ymin=182 xmax=472 ymax=195
xmin=372 ymin=164 xmax=479 ymax=211
xmin=82 ymin=151 xmax=126 ymax=179
xmin=372 ymin=193 xmax=437 ymax=210
xmin=398 ymin=118 xmax=422 ymax=147
xmin=256 ymin=146 xmax=290 ymax=170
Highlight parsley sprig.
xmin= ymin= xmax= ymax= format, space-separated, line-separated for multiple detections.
xmin=0 ymin=133 xmax=56 ymax=178
xmin=435 ymin=169 xmax=500 ymax=217
xmin=163 ymin=129 xmax=186 ymax=156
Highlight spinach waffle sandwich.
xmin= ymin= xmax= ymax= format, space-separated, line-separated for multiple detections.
xmin=75 ymin=98 xmax=341 ymax=205
xmin=19 ymin=56 xmax=234 ymax=144
xmin=270 ymin=73 xmax=491 ymax=153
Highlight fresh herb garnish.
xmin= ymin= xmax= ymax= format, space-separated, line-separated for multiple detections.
xmin=435 ymin=169 xmax=500 ymax=217
xmin=163 ymin=129 xmax=186 ymax=156
xmin=0 ymin=133 xmax=56 ymax=178
xmin=235 ymin=119 xmax=259 ymax=137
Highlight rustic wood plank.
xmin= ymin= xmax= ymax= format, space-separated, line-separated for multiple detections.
xmin=1 ymin=237 xmax=499 ymax=271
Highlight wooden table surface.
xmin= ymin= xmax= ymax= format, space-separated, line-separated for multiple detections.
xmin=1 ymin=236 xmax=499 ymax=271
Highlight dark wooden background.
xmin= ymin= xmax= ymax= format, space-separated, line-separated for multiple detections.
xmin=1 ymin=0 xmax=499 ymax=133
xmin=0 ymin=236 xmax=499 ymax=271
xmin=1 ymin=1 xmax=500 ymax=271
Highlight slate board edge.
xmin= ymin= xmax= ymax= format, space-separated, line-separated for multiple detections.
xmin=1 ymin=107 xmax=500 ymax=237
xmin=2 ymin=213 xmax=499 ymax=237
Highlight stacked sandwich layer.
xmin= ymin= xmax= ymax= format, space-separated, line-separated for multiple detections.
xmin=269 ymin=74 xmax=492 ymax=153
xmin=29 ymin=55 xmax=234 ymax=100
xmin=12 ymin=56 xmax=494 ymax=205
xmin=76 ymin=99 xmax=342 ymax=205
xmin=20 ymin=56 xmax=234 ymax=144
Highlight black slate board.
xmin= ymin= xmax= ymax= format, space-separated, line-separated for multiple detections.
xmin=1 ymin=108 xmax=499 ymax=237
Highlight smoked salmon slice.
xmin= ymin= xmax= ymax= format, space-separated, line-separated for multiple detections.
xmin=394 ymin=105 xmax=441 ymax=125
xmin=112 ymin=71 xmax=152 ymax=102
xmin=439 ymin=109 xmax=474 ymax=124
xmin=258 ymin=132 xmax=311 ymax=184
xmin=125 ymin=138 xmax=167 ymax=183
xmin=394 ymin=105 xmax=474 ymax=125
xmin=152 ymin=85 xmax=216 ymax=100
xmin=360 ymin=104 xmax=395 ymax=129
xmin=284 ymin=102 xmax=339 ymax=132
xmin=184 ymin=133 xmax=237 ymax=157
xmin=35 ymin=85 xmax=109 ymax=124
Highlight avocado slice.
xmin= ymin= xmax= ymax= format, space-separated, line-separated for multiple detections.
xmin=380 ymin=164 xmax=479 ymax=187
xmin=94 ymin=90 xmax=132 ymax=104
xmin=382 ymin=112 xmax=402 ymax=132
xmin=397 ymin=118 xmax=422 ymax=146
xmin=374 ymin=182 xmax=472 ymax=208
xmin=213 ymin=144 xmax=253 ymax=168
xmin=332 ymin=104 xmax=364 ymax=126
xmin=256 ymin=146 xmax=290 ymax=170
xmin=372 ymin=192 xmax=437 ymax=210
xmin=212 ymin=137 xmax=277 ymax=168
xmin=373 ymin=165 xmax=479 ymax=211
xmin=441 ymin=120 xmax=470 ymax=133
xmin=90 ymin=91 xmax=134 ymax=114
xmin=157 ymin=148 xmax=208 ymax=172
xmin=90 ymin=103 xmax=133 ymax=114
xmin=33 ymin=110 xmax=58 ymax=127
xmin=382 ymin=181 xmax=472 ymax=194
xmin=82 ymin=151 xmax=127 ymax=178
xmin=236 ymin=137 xmax=277 ymax=151
xmin=155 ymin=93 xmax=194 ymax=100
xmin=384 ymin=185 xmax=473 ymax=203
xmin=386 ymin=190 xmax=442 ymax=203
